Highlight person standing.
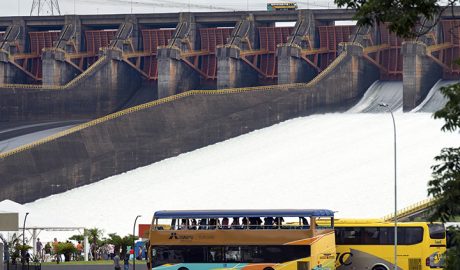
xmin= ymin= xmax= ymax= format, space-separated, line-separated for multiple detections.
xmin=44 ymin=242 xmax=51 ymax=262
xmin=123 ymin=253 xmax=130 ymax=270
xmin=113 ymin=253 xmax=121 ymax=270
xmin=137 ymin=245 xmax=143 ymax=260
xmin=90 ymin=240 xmax=98 ymax=261
xmin=36 ymin=238 xmax=43 ymax=261
xmin=76 ymin=241 xmax=83 ymax=260
xmin=52 ymin=238 xmax=60 ymax=263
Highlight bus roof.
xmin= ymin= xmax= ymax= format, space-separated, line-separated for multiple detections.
xmin=153 ymin=209 xmax=334 ymax=218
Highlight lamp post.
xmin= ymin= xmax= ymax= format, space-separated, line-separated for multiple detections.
xmin=379 ymin=103 xmax=398 ymax=270
xmin=22 ymin=212 xmax=29 ymax=267
xmin=133 ymin=215 xmax=141 ymax=270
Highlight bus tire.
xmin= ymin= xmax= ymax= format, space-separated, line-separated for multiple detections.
xmin=372 ymin=265 xmax=388 ymax=270
xmin=263 ymin=268 xmax=274 ymax=270
xmin=178 ymin=268 xmax=189 ymax=270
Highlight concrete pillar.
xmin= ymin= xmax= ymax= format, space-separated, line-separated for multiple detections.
xmin=216 ymin=14 xmax=259 ymax=89
xmin=289 ymin=10 xmax=315 ymax=47
xmin=276 ymin=10 xmax=317 ymax=84
xmin=84 ymin=235 xmax=89 ymax=261
xmin=12 ymin=19 xmax=26 ymax=54
xmin=63 ymin=15 xmax=82 ymax=53
xmin=32 ymin=229 xmax=37 ymax=257
xmin=157 ymin=12 xmax=199 ymax=98
xmin=216 ymin=46 xmax=258 ymax=89
xmin=0 ymin=51 xmax=26 ymax=84
xmin=157 ymin=47 xmax=199 ymax=98
xmin=402 ymin=41 xmax=443 ymax=111
xmin=277 ymin=44 xmax=317 ymax=84
xmin=125 ymin=15 xmax=139 ymax=51
xmin=342 ymin=42 xmax=363 ymax=88
xmin=42 ymin=49 xmax=80 ymax=85
xmin=0 ymin=51 xmax=13 ymax=84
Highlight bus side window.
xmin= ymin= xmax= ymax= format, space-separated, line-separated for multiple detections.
xmin=403 ymin=227 xmax=423 ymax=244
xmin=208 ymin=247 xmax=223 ymax=262
xmin=363 ymin=227 xmax=379 ymax=244
xmin=338 ymin=227 xmax=362 ymax=245
xmin=224 ymin=247 xmax=241 ymax=262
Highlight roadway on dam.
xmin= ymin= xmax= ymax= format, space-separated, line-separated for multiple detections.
xmin=0 ymin=120 xmax=88 ymax=153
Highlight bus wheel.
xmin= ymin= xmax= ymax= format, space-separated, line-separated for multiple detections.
xmin=372 ymin=265 xmax=388 ymax=270
xmin=178 ymin=268 xmax=189 ymax=270
xmin=263 ymin=268 xmax=274 ymax=270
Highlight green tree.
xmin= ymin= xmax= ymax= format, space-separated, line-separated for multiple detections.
xmin=85 ymin=228 xmax=104 ymax=244
xmin=334 ymin=0 xmax=442 ymax=38
xmin=121 ymin=234 xmax=138 ymax=259
xmin=428 ymin=83 xmax=460 ymax=221
xmin=55 ymin=242 xmax=77 ymax=262
xmin=446 ymin=226 xmax=460 ymax=267
xmin=107 ymin=233 xmax=123 ymax=256
xmin=429 ymin=84 xmax=460 ymax=269
xmin=69 ymin=234 xmax=84 ymax=242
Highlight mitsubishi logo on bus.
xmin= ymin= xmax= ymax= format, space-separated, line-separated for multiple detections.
xmin=168 ymin=233 xmax=193 ymax=240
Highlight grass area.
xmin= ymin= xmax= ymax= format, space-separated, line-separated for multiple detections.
xmin=41 ymin=260 xmax=145 ymax=266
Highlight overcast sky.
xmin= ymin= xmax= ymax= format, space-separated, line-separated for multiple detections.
xmin=4 ymin=0 xmax=338 ymax=16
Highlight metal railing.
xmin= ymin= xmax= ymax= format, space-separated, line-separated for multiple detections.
xmin=383 ymin=198 xmax=435 ymax=221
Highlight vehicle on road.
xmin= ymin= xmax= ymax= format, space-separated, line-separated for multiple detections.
xmin=148 ymin=209 xmax=336 ymax=270
xmin=333 ymin=219 xmax=446 ymax=270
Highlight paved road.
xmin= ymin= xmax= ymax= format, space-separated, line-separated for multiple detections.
xmin=0 ymin=120 xmax=89 ymax=153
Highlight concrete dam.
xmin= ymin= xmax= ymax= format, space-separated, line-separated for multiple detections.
xmin=0 ymin=8 xmax=459 ymax=203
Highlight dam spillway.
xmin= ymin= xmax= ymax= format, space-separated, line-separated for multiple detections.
xmin=1 ymin=8 xmax=460 ymax=203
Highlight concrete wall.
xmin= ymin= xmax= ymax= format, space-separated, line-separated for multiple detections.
xmin=0 ymin=43 xmax=380 ymax=203
xmin=0 ymin=49 xmax=143 ymax=122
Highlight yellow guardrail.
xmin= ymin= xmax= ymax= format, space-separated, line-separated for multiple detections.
xmin=383 ymin=198 xmax=435 ymax=221
xmin=0 ymin=56 xmax=108 ymax=91
xmin=304 ymin=52 xmax=346 ymax=87
xmin=0 ymin=48 xmax=351 ymax=159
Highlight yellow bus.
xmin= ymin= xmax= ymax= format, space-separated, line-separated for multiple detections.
xmin=148 ymin=209 xmax=336 ymax=270
xmin=267 ymin=3 xmax=298 ymax=11
xmin=332 ymin=219 xmax=446 ymax=270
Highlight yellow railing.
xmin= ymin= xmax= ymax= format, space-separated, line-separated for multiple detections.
xmin=0 ymin=56 xmax=108 ymax=90
xmin=0 ymin=50 xmax=351 ymax=159
xmin=305 ymin=52 xmax=347 ymax=87
xmin=383 ymin=198 xmax=435 ymax=221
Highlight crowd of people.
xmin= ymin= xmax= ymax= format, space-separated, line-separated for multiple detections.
xmin=34 ymin=238 xmax=145 ymax=263
xmin=34 ymin=237 xmax=85 ymax=262
xmin=171 ymin=216 xmax=310 ymax=230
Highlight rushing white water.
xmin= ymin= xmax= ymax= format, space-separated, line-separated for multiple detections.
xmin=16 ymin=112 xmax=457 ymax=241
xmin=412 ymin=80 xmax=458 ymax=113
xmin=348 ymin=81 xmax=403 ymax=113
